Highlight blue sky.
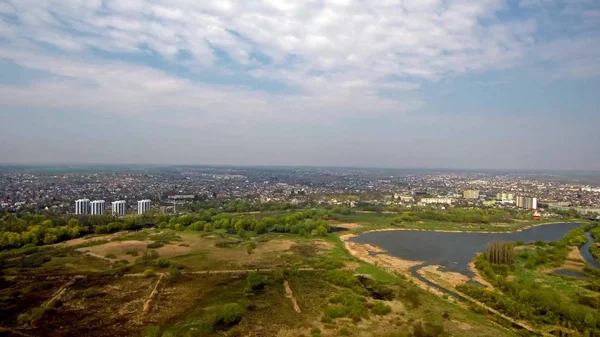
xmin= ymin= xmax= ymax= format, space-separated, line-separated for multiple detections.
xmin=0 ymin=0 xmax=599 ymax=170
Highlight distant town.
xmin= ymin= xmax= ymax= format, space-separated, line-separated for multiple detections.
xmin=1 ymin=165 xmax=599 ymax=218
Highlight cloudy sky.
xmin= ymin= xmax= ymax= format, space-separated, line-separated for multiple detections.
xmin=0 ymin=0 xmax=599 ymax=170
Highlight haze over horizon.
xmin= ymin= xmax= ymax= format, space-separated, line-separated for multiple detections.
xmin=1 ymin=0 xmax=599 ymax=170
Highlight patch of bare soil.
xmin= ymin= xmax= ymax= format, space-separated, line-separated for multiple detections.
xmin=78 ymin=240 xmax=149 ymax=262
xmin=418 ymin=265 xmax=469 ymax=287
xmin=336 ymin=223 xmax=363 ymax=230
xmin=342 ymin=240 xmax=417 ymax=274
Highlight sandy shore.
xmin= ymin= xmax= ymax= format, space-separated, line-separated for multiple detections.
xmin=467 ymin=260 xmax=493 ymax=288
xmin=340 ymin=234 xmax=447 ymax=295
xmin=418 ymin=265 xmax=470 ymax=288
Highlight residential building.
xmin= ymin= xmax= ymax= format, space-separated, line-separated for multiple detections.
xmin=516 ymin=196 xmax=537 ymax=209
xmin=112 ymin=200 xmax=126 ymax=216
xmin=420 ymin=197 xmax=452 ymax=205
xmin=90 ymin=200 xmax=106 ymax=215
xmin=463 ymin=190 xmax=480 ymax=199
xmin=496 ymin=193 xmax=514 ymax=201
xmin=137 ymin=199 xmax=151 ymax=215
xmin=75 ymin=199 xmax=90 ymax=215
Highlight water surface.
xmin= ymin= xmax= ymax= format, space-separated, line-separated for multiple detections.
xmin=351 ymin=223 xmax=582 ymax=278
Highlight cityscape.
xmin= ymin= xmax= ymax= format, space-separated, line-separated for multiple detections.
xmin=1 ymin=0 xmax=600 ymax=335
xmin=1 ymin=166 xmax=599 ymax=217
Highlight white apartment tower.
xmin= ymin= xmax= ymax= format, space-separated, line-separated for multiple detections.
xmin=75 ymin=199 xmax=90 ymax=215
xmin=90 ymin=200 xmax=106 ymax=216
xmin=137 ymin=199 xmax=151 ymax=215
xmin=516 ymin=196 xmax=538 ymax=210
xmin=112 ymin=200 xmax=126 ymax=217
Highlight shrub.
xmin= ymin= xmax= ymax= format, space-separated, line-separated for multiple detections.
xmin=125 ymin=249 xmax=138 ymax=256
xmin=400 ymin=286 xmax=421 ymax=308
xmin=105 ymin=253 xmax=117 ymax=259
xmin=413 ymin=321 xmax=444 ymax=337
xmin=17 ymin=313 xmax=31 ymax=326
xmin=214 ymin=303 xmax=244 ymax=326
xmin=371 ymin=301 xmax=392 ymax=315
xmin=246 ymin=241 xmax=257 ymax=255
xmin=272 ymin=268 xmax=287 ymax=283
xmin=155 ymin=259 xmax=171 ymax=268
xmin=143 ymin=268 xmax=155 ymax=277
xmin=82 ymin=287 xmax=102 ymax=299
xmin=246 ymin=272 xmax=266 ymax=291
xmin=166 ymin=267 xmax=181 ymax=284
xmin=147 ymin=242 xmax=164 ymax=249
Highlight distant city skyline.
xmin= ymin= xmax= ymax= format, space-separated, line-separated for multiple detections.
xmin=1 ymin=1 xmax=599 ymax=170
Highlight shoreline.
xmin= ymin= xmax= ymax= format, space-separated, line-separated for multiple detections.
xmin=346 ymin=221 xmax=581 ymax=236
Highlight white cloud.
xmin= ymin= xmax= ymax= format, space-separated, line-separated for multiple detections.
xmin=0 ymin=0 xmax=597 ymax=123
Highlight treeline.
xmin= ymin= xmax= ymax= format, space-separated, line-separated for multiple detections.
xmin=390 ymin=207 xmax=515 ymax=224
xmin=0 ymin=209 xmax=332 ymax=251
xmin=458 ymin=227 xmax=599 ymax=334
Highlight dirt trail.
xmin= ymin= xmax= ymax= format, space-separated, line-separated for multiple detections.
xmin=44 ymin=276 xmax=82 ymax=308
xmin=284 ymin=280 xmax=301 ymax=313
xmin=143 ymin=273 xmax=164 ymax=315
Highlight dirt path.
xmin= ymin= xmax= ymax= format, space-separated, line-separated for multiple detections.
xmin=44 ymin=276 xmax=82 ymax=308
xmin=142 ymin=273 xmax=164 ymax=315
xmin=284 ymin=280 xmax=301 ymax=313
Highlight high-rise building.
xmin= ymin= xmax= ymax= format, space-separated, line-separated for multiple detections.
xmin=112 ymin=200 xmax=126 ymax=217
xmin=463 ymin=190 xmax=480 ymax=199
xmin=90 ymin=200 xmax=106 ymax=216
xmin=496 ymin=193 xmax=514 ymax=201
xmin=516 ymin=196 xmax=537 ymax=209
xmin=137 ymin=199 xmax=151 ymax=215
xmin=75 ymin=199 xmax=90 ymax=215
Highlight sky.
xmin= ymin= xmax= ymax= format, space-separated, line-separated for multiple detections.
xmin=0 ymin=0 xmax=599 ymax=170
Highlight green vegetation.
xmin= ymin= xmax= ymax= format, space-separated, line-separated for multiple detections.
xmin=245 ymin=272 xmax=266 ymax=291
xmin=81 ymin=287 xmax=102 ymax=299
xmin=143 ymin=268 xmax=155 ymax=277
xmin=458 ymin=226 xmax=600 ymax=335
xmin=590 ymin=226 xmax=600 ymax=261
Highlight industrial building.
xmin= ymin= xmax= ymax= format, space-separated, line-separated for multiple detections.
xmin=111 ymin=200 xmax=126 ymax=217
xmin=137 ymin=199 xmax=151 ymax=215
xmin=75 ymin=199 xmax=90 ymax=215
xmin=90 ymin=200 xmax=105 ymax=216
xmin=516 ymin=196 xmax=537 ymax=209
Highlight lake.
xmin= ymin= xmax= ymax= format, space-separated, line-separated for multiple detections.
xmin=350 ymin=223 xmax=584 ymax=278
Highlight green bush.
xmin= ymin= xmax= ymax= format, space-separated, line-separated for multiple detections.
xmin=125 ymin=249 xmax=138 ymax=256
xmin=323 ymin=290 xmax=369 ymax=322
xmin=143 ymin=268 xmax=155 ymax=277
xmin=214 ymin=303 xmax=244 ymax=326
xmin=146 ymin=242 xmax=164 ymax=249
xmin=155 ymin=259 xmax=171 ymax=268
xmin=104 ymin=253 xmax=117 ymax=259
xmin=246 ymin=272 xmax=266 ymax=291
xmin=82 ymin=287 xmax=102 ymax=299
xmin=371 ymin=301 xmax=392 ymax=315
